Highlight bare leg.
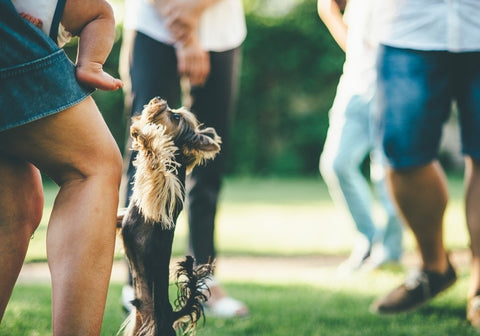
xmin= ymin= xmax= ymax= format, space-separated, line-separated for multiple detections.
xmin=0 ymin=158 xmax=43 ymax=321
xmin=388 ymin=161 xmax=449 ymax=273
xmin=61 ymin=0 xmax=122 ymax=91
xmin=465 ymin=157 xmax=480 ymax=298
xmin=0 ymin=96 xmax=122 ymax=335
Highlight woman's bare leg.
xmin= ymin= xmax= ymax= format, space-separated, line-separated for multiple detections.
xmin=0 ymin=158 xmax=43 ymax=321
xmin=0 ymin=96 xmax=122 ymax=335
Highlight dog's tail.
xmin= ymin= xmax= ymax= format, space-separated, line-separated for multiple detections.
xmin=172 ymin=256 xmax=213 ymax=335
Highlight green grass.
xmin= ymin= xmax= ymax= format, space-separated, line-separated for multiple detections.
xmin=1 ymin=268 xmax=478 ymax=335
xmin=2 ymin=174 xmax=477 ymax=335
xmin=25 ymin=174 xmax=469 ymax=261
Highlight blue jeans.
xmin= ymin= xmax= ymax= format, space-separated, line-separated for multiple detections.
xmin=320 ymin=85 xmax=403 ymax=260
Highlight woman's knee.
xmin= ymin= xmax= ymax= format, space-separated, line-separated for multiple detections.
xmin=73 ymin=101 xmax=123 ymax=187
xmin=96 ymin=143 xmax=123 ymax=187
xmin=50 ymin=98 xmax=123 ymax=188
xmin=50 ymin=140 xmax=122 ymax=192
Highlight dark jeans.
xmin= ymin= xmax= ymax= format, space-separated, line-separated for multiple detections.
xmin=122 ymin=30 xmax=241 ymax=266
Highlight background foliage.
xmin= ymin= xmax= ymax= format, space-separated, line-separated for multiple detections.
xmin=228 ymin=0 xmax=344 ymax=175
xmin=64 ymin=0 xmax=343 ymax=176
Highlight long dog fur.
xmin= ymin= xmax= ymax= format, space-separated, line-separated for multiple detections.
xmin=120 ymin=97 xmax=221 ymax=336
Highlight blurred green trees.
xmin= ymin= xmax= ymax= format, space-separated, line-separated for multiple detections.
xmin=64 ymin=0 xmax=343 ymax=176
xmin=231 ymin=0 xmax=343 ymax=175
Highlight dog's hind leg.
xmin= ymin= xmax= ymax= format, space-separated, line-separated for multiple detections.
xmin=121 ymin=204 xmax=160 ymax=336
xmin=147 ymin=225 xmax=177 ymax=336
xmin=122 ymin=203 xmax=177 ymax=336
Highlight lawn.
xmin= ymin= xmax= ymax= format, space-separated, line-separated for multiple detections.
xmin=2 ymin=276 xmax=478 ymax=336
xmin=1 ymin=174 xmax=477 ymax=336
xmin=24 ymin=174 xmax=470 ymax=261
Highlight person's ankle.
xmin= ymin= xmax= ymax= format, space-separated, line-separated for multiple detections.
xmin=422 ymin=253 xmax=450 ymax=274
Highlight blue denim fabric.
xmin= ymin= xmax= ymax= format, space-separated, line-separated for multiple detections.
xmin=377 ymin=45 xmax=480 ymax=169
xmin=0 ymin=0 xmax=93 ymax=132
xmin=320 ymin=87 xmax=403 ymax=261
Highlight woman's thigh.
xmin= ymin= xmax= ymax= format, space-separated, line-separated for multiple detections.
xmin=0 ymin=96 xmax=121 ymax=185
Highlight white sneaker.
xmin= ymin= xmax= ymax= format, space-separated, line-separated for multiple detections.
xmin=202 ymin=276 xmax=249 ymax=318
xmin=362 ymin=247 xmax=402 ymax=272
xmin=204 ymin=296 xmax=250 ymax=318
xmin=336 ymin=238 xmax=371 ymax=277
xmin=121 ymin=285 xmax=134 ymax=313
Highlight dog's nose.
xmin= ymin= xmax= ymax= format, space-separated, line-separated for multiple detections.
xmin=149 ymin=97 xmax=168 ymax=111
xmin=150 ymin=97 xmax=162 ymax=104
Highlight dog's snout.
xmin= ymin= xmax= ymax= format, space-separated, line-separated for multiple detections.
xmin=149 ymin=97 xmax=168 ymax=112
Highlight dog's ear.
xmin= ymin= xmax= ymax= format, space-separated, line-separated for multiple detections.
xmin=182 ymin=127 xmax=221 ymax=173
xmin=187 ymin=127 xmax=221 ymax=154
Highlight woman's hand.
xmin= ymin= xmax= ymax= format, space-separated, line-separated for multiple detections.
xmin=163 ymin=0 xmax=203 ymax=44
xmin=175 ymin=36 xmax=210 ymax=86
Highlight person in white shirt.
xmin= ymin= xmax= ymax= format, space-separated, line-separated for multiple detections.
xmin=120 ymin=0 xmax=249 ymax=318
xmin=317 ymin=0 xmax=403 ymax=275
xmin=370 ymin=0 xmax=480 ymax=328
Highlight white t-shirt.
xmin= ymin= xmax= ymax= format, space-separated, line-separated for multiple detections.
xmin=376 ymin=0 xmax=480 ymax=52
xmin=124 ymin=0 xmax=247 ymax=52
xmin=337 ymin=0 xmax=379 ymax=97
xmin=12 ymin=0 xmax=72 ymax=47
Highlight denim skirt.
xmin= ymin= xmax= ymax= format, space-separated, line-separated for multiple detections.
xmin=0 ymin=0 xmax=93 ymax=132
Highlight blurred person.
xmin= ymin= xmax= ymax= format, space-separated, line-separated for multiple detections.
xmin=119 ymin=0 xmax=249 ymax=318
xmin=12 ymin=0 xmax=123 ymax=91
xmin=318 ymin=0 xmax=403 ymax=274
xmin=369 ymin=0 xmax=480 ymax=329
xmin=0 ymin=0 xmax=122 ymax=334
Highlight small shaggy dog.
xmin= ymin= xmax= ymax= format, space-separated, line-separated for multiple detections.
xmin=119 ymin=97 xmax=221 ymax=336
